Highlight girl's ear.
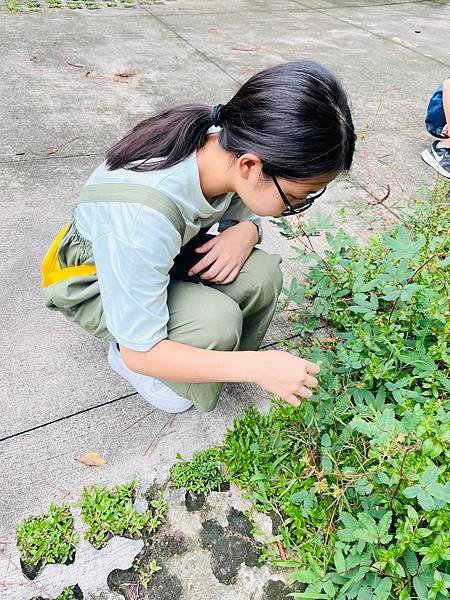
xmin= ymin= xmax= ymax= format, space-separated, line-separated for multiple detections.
xmin=236 ymin=153 xmax=264 ymax=182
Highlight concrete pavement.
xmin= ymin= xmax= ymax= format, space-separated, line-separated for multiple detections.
xmin=1 ymin=0 xmax=449 ymax=596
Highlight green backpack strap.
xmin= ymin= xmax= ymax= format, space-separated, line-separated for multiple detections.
xmin=78 ymin=183 xmax=186 ymax=240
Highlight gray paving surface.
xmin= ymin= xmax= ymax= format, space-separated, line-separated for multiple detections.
xmin=1 ymin=0 xmax=449 ymax=596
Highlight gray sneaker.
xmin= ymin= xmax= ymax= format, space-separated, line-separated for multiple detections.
xmin=421 ymin=141 xmax=450 ymax=178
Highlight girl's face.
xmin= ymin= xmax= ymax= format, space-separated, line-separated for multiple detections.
xmin=233 ymin=154 xmax=337 ymax=218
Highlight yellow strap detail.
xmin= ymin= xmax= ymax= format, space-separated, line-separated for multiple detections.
xmin=41 ymin=224 xmax=97 ymax=288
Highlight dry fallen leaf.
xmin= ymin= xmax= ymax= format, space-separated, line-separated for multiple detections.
xmin=80 ymin=452 xmax=106 ymax=466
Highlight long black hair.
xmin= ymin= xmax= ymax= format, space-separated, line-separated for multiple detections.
xmin=106 ymin=60 xmax=356 ymax=180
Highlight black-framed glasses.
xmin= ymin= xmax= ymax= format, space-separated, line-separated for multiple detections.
xmin=271 ymin=175 xmax=327 ymax=217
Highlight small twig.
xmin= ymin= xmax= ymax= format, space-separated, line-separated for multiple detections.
xmin=62 ymin=58 xmax=85 ymax=69
xmin=291 ymin=226 xmax=344 ymax=281
xmin=388 ymin=252 xmax=445 ymax=323
xmin=121 ymin=409 xmax=155 ymax=433
xmin=46 ymin=137 xmax=80 ymax=155
xmin=367 ymin=183 xmax=391 ymax=206
xmin=144 ymin=414 xmax=176 ymax=457
xmin=223 ymin=528 xmax=260 ymax=548
xmin=389 ymin=444 xmax=419 ymax=511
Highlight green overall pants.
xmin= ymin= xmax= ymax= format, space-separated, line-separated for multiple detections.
xmin=42 ymin=183 xmax=283 ymax=412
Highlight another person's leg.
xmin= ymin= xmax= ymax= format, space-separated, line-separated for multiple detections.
xmin=440 ymin=79 xmax=450 ymax=148
xmin=422 ymin=79 xmax=450 ymax=178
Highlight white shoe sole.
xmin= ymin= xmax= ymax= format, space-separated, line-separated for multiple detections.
xmin=107 ymin=343 xmax=193 ymax=413
xmin=421 ymin=149 xmax=450 ymax=179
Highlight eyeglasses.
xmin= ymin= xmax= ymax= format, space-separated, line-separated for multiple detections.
xmin=271 ymin=176 xmax=327 ymax=217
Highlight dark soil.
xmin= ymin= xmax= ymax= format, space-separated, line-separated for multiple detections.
xmin=262 ymin=579 xmax=307 ymax=599
xmin=200 ymin=507 xmax=262 ymax=585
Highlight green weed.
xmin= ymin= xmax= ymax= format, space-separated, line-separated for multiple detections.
xmin=16 ymin=502 xmax=78 ymax=568
xmin=134 ymin=558 xmax=162 ymax=589
xmin=79 ymin=479 xmax=167 ymax=550
xmin=170 ymin=447 xmax=227 ymax=495
xmin=5 ymin=0 xmax=22 ymax=11
xmin=55 ymin=586 xmax=77 ymax=600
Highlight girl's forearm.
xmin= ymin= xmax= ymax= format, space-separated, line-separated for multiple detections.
xmin=120 ymin=339 xmax=258 ymax=384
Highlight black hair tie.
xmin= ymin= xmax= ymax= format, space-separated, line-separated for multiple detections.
xmin=210 ymin=104 xmax=223 ymax=127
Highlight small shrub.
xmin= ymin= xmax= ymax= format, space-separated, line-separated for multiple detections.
xmin=221 ymin=183 xmax=450 ymax=599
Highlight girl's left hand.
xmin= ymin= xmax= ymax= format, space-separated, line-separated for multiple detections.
xmin=188 ymin=222 xmax=259 ymax=285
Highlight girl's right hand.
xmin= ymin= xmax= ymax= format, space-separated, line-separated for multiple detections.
xmin=250 ymin=349 xmax=320 ymax=407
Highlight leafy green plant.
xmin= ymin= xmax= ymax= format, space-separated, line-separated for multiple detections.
xmin=55 ymin=586 xmax=77 ymax=600
xmin=220 ymin=183 xmax=450 ymax=599
xmin=5 ymin=0 xmax=22 ymax=10
xmin=134 ymin=558 xmax=162 ymax=589
xmin=79 ymin=479 xmax=167 ymax=550
xmin=16 ymin=502 xmax=78 ymax=568
xmin=170 ymin=448 xmax=227 ymax=495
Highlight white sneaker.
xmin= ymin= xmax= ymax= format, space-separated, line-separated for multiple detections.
xmin=107 ymin=342 xmax=193 ymax=413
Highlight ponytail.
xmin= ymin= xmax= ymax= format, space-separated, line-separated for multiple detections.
xmin=106 ymin=60 xmax=355 ymax=179
xmin=106 ymin=104 xmax=215 ymax=171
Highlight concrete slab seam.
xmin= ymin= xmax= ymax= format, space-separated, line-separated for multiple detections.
xmin=0 ymin=333 xmax=293 ymax=444
xmin=321 ymin=8 xmax=450 ymax=69
xmin=140 ymin=5 xmax=241 ymax=85
xmin=0 ymin=392 xmax=138 ymax=444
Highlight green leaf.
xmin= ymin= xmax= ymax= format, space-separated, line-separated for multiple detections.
xmin=334 ymin=549 xmax=346 ymax=573
xmin=413 ymin=575 xmax=429 ymax=599
xmin=373 ymin=578 xmax=392 ymax=600
xmin=404 ymin=548 xmax=419 ymax=576
xmin=421 ymin=465 xmax=440 ymax=486
xmin=427 ymin=482 xmax=450 ymax=504
xmin=290 ymin=491 xmax=308 ymax=504
xmin=403 ymin=484 xmax=421 ymax=499
xmin=356 ymin=586 xmax=372 ymax=600
xmin=321 ymin=433 xmax=331 ymax=447
xmin=417 ymin=490 xmax=435 ymax=511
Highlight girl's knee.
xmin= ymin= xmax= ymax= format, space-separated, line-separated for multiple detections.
xmin=252 ymin=251 xmax=284 ymax=299
xmin=195 ymin=295 xmax=243 ymax=350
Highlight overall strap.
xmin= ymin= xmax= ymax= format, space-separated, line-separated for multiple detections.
xmin=42 ymin=183 xmax=186 ymax=288
xmin=78 ymin=183 xmax=186 ymax=240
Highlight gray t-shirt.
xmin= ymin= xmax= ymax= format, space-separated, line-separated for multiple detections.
xmin=75 ymin=145 xmax=262 ymax=352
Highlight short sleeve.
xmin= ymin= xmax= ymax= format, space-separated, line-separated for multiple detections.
xmin=217 ymin=193 xmax=263 ymax=242
xmin=77 ymin=202 xmax=182 ymax=352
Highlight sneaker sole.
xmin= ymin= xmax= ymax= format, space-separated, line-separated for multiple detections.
xmin=421 ymin=149 xmax=450 ymax=179
xmin=107 ymin=345 xmax=193 ymax=413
